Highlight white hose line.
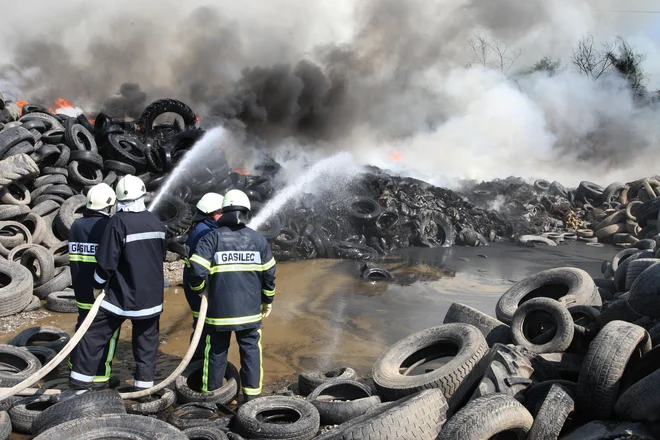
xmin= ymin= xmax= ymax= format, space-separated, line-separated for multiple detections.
xmin=0 ymin=293 xmax=106 ymax=402
xmin=119 ymin=293 xmax=208 ymax=399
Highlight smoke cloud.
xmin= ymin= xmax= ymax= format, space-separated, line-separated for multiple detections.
xmin=1 ymin=0 xmax=659 ymax=188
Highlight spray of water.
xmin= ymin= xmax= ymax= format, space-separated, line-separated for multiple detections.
xmin=247 ymin=151 xmax=360 ymax=230
xmin=148 ymin=127 xmax=228 ymax=211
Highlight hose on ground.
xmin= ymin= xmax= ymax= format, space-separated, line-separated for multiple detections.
xmin=119 ymin=292 xmax=208 ymax=399
xmin=0 ymin=293 xmax=106 ymax=401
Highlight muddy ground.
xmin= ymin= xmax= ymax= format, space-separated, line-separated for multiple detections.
xmin=0 ymin=242 xmax=617 ymax=400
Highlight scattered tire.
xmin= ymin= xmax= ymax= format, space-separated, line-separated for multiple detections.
xmin=150 ymin=195 xmax=193 ymax=238
xmin=45 ymin=290 xmax=77 ymax=313
xmin=103 ymin=159 xmax=136 ymax=175
xmin=0 ymin=259 xmax=33 ymax=318
xmin=25 ymin=345 xmax=57 ymax=367
xmin=438 ymin=394 xmax=533 ymax=440
xmin=577 ymin=320 xmax=651 ymax=420
xmin=21 ymin=295 xmax=41 ymax=312
xmin=372 ymin=324 xmax=488 ymax=401
xmin=236 ymin=396 xmax=320 ymax=440
xmin=0 ymin=344 xmax=41 ymax=386
xmin=510 ymin=297 xmax=574 ymax=353
xmin=105 ymin=133 xmax=147 ymax=168
xmin=307 ymin=380 xmax=380 ymax=426
xmin=183 ymin=425 xmax=229 ymax=440
xmin=139 ymin=98 xmax=198 ymax=133
xmin=534 ymin=179 xmax=550 ymax=192
xmin=615 ymin=367 xmax=660 ymax=422
xmin=527 ymin=383 xmax=575 ymax=440
xmin=628 ymin=261 xmax=660 ymax=318
xmin=624 ymin=258 xmax=659 ymax=291
xmin=496 ymin=267 xmax=599 ymax=324
xmin=8 ymin=395 xmax=57 ymax=434
xmin=33 ymin=413 xmax=187 ymax=440
xmin=33 ymin=267 xmax=71 ymax=300
xmin=0 ymin=182 xmax=31 ymax=206
xmin=175 ymin=360 xmax=240 ymax=404
xmin=167 ymin=402 xmax=233 ymax=431
xmin=0 ymin=411 xmax=9 ymax=440
xmin=123 ymin=387 xmax=176 ymax=415
xmin=64 ymin=124 xmax=97 ymax=153
xmin=298 ymin=367 xmax=358 ymax=396
xmin=67 ymin=161 xmax=102 ymax=186
xmin=20 ymin=245 xmax=55 ymax=287
xmin=347 ymin=197 xmax=381 ymax=221
xmin=32 ymin=389 xmax=127 ymax=435
xmin=315 ymin=389 xmax=448 ymax=440
xmin=8 ymin=326 xmax=71 ymax=353
xmin=443 ymin=302 xmax=511 ymax=346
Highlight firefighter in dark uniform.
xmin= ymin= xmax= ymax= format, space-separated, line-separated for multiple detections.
xmin=68 ymin=183 xmax=118 ymax=388
xmin=189 ymin=189 xmax=276 ymax=401
xmin=183 ymin=192 xmax=224 ymax=359
xmin=70 ymin=175 xmax=167 ymax=393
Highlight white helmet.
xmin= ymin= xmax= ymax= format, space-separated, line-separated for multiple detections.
xmin=115 ymin=174 xmax=146 ymax=202
xmin=86 ymin=183 xmax=116 ymax=211
xmin=196 ymin=192 xmax=224 ymax=214
xmin=222 ymin=189 xmax=251 ymax=213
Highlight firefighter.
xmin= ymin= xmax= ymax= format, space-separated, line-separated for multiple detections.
xmin=183 ymin=192 xmax=224 ymax=359
xmin=188 ymin=189 xmax=276 ymax=401
xmin=69 ymin=175 xmax=167 ymax=393
xmin=67 ymin=183 xmax=118 ymax=389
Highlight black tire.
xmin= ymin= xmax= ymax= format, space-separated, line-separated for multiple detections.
xmin=8 ymin=395 xmax=57 ymax=434
xmin=25 ymin=345 xmax=57 ymax=366
xmin=468 ymin=344 xmax=534 ymax=401
xmin=0 ymin=396 xmax=22 ymax=412
xmin=522 ymin=379 xmax=577 ymax=416
xmin=139 ymin=98 xmax=198 ymax=133
xmin=69 ymin=150 xmax=103 ymax=168
xmin=21 ymin=295 xmax=41 ymax=312
xmin=40 ymin=130 xmax=64 ymax=145
xmin=549 ymin=181 xmax=567 ymax=198
xmin=43 ymin=184 xmax=74 ymax=199
xmin=4 ymin=140 xmax=36 ymax=157
xmin=527 ymin=383 xmax=575 ymax=440
xmin=315 ymin=389 xmax=447 ymax=440
xmin=510 ymin=297 xmax=574 ymax=354
xmin=175 ymin=360 xmax=240 ymax=404
xmin=306 ymin=380 xmax=380 ymax=426
xmin=167 ymin=402 xmax=233 ymax=430
xmin=625 ymin=258 xmax=659 ymax=291
xmin=21 ymin=119 xmax=47 ymax=132
xmin=577 ymin=181 xmax=604 ymax=200
xmin=34 ymin=173 xmax=67 ymax=188
xmin=33 ymin=413 xmax=187 ymax=440
xmin=0 ymin=411 xmax=9 ymax=440
xmin=256 ymin=216 xmax=283 ymax=241
xmin=602 ymin=182 xmax=625 ymax=203
xmin=32 ymin=194 xmax=66 ymax=208
xmin=0 ymin=220 xmax=32 ymax=252
xmin=0 ymin=182 xmax=31 ymax=206
xmin=103 ymin=159 xmax=136 ymax=175
xmin=8 ymin=326 xmax=70 ymax=353
xmin=629 ymin=261 xmax=660 ymax=317
xmin=145 ymin=146 xmax=164 ymax=173
xmin=298 ymin=367 xmax=358 ymax=396
xmin=347 ymin=197 xmax=381 ymax=221
xmin=576 ymin=320 xmax=651 ymax=419
xmin=372 ymin=324 xmax=488 ymax=401
xmin=150 ymin=195 xmax=193 ymax=238
xmin=31 ymin=144 xmax=61 ymax=166
xmin=615 ymin=368 xmax=660 ymax=422
xmin=0 ymin=344 xmax=41 ymax=386
xmin=183 ymin=425 xmax=230 ymax=440
xmin=361 ymin=267 xmax=392 ymax=281
xmin=0 ymin=259 xmax=33 ymax=318
xmin=33 ymin=266 xmax=72 ymax=300
xmin=495 ymin=267 xmax=599 ymax=324
xmin=64 ymin=123 xmax=97 ymax=153
xmin=32 ymin=389 xmax=127 ymax=435
xmin=534 ymin=179 xmax=550 ymax=192
xmin=67 ymin=161 xmax=102 ymax=186
xmin=55 ymin=195 xmax=87 ymax=238
xmin=611 ymin=248 xmax=639 ymax=273
xmin=45 ymin=290 xmax=77 ymax=313
xmin=20 ymin=245 xmax=55 ymax=288
xmin=49 ymin=241 xmax=69 ymax=267
xmin=438 ymin=393 xmax=533 ymax=440
xmin=635 ymin=197 xmax=660 ymax=226
xmin=443 ymin=302 xmax=511 ymax=346
xmin=19 ymin=112 xmax=64 ymax=131
xmin=0 ymin=204 xmax=30 ymax=221
xmin=122 ymin=387 xmax=175 ymax=415
xmin=105 ymin=133 xmax=147 ymax=168
xmin=40 ymin=166 xmax=69 ymax=178
xmin=274 ymin=227 xmax=299 ymax=248
xmin=236 ymin=396 xmax=319 ymax=440
xmin=0 ymin=126 xmax=34 ymax=158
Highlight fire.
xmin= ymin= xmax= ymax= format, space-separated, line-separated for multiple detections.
xmin=49 ymin=97 xmax=74 ymax=113
xmin=16 ymin=100 xmax=28 ymax=111
xmin=390 ymin=152 xmax=403 ymax=162
xmin=234 ymin=169 xmax=249 ymax=175
xmin=195 ymin=114 xmax=200 ymax=125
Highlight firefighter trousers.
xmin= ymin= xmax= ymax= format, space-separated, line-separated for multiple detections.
xmin=70 ymin=310 xmax=160 ymax=390
xmin=202 ymin=327 xmax=262 ymax=396
xmin=68 ymin=309 xmax=120 ymax=384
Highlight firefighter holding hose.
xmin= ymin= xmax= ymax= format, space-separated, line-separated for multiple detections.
xmin=183 ymin=192 xmax=224 ymax=360
xmin=68 ymin=183 xmax=118 ymax=389
xmin=188 ymin=189 xmax=276 ymax=402
xmin=69 ymin=175 xmax=167 ymax=395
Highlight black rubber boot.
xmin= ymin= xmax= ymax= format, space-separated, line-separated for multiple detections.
xmin=132 ymin=387 xmax=157 ymax=404
xmin=243 ymin=394 xmax=261 ymax=403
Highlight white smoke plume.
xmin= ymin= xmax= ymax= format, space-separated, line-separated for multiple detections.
xmin=1 ymin=0 xmax=659 ymax=188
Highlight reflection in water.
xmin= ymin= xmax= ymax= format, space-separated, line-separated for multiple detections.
xmin=0 ymin=242 xmax=617 ymax=393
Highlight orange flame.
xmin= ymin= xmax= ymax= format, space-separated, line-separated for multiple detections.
xmin=390 ymin=152 xmax=403 ymax=162
xmin=16 ymin=100 xmax=28 ymax=111
xmin=49 ymin=97 xmax=74 ymax=113
xmin=234 ymin=169 xmax=249 ymax=175
xmin=195 ymin=114 xmax=200 ymax=125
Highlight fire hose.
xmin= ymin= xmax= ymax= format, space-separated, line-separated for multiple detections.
xmin=0 ymin=291 xmax=209 ymax=401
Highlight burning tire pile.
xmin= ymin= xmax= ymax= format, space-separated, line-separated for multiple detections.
xmin=0 ymin=258 xmax=658 ymax=438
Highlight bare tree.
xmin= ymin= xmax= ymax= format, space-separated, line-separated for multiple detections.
xmin=468 ymin=32 xmax=521 ymax=74
xmin=571 ymin=35 xmax=613 ymax=80
xmin=606 ymin=36 xmax=647 ymax=93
